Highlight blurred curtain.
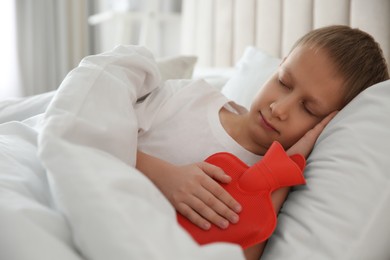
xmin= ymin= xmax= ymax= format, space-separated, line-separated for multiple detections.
xmin=0 ymin=1 xmax=20 ymax=99
xmin=15 ymin=0 xmax=89 ymax=96
xmin=90 ymin=0 xmax=181 ymax=57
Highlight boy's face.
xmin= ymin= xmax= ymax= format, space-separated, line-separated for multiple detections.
xmin=248 ymin=45 xmax=345 ymax=152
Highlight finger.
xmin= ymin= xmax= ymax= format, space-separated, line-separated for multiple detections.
xmin=192 ymin=198 xmax=231 ymax=229
xmin=310 ymin=111 xmax=338 ymax=138
xmin=176 ymin=202 xmax=211 ymax=230
xmin=197 ymin=162 xmax=231 ymax=183
xmin=195 ymin=186 xmax=240 ymax=226
xmin=201 ymin=177 xmax=242 ymax=214
xmin=287 ymin=111 xmax=338 ymax=157
xmin=287 ymin=130 xmax=320 ymax=158
xmin=178 ymin=195 xmax=231 ymax=230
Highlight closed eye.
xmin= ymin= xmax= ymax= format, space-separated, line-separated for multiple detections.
xmin=278 ymin=79 xmax=291 ymax=90
xmin=301 ymin=102 xmax=317 ymax=117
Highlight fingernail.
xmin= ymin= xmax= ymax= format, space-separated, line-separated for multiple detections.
xmin=234 ymin=204 xmax=242 ymax=213
xmin=223 ymin=175 xmax=232 ymax=182
xmin=203 ymin=222 xmax=211 ymax=230
xmin=230 ymin=215 xmax=239 ymax=224
xmin=220 ymin=220 xmax=229 ymax=229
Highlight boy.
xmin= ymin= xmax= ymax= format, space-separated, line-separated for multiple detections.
xmin=135 ymin=25 xmax=389 ymax=259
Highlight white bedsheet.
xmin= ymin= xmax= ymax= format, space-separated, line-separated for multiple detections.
xmin=0 ymin=45 xmax=243 ymax=260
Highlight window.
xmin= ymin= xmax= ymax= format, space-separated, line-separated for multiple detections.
xmin=0 ymin=0 xmax=21 ymax=98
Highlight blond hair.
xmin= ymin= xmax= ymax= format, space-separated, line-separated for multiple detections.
xmin=291 ymin=25 xmax=389 ymax=104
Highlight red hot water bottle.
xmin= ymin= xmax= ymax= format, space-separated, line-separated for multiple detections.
xmin=177 ymin=141 xmax=306 ymax=249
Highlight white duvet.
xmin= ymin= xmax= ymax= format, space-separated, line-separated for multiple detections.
xmin=0 ymin=45 xmax=244 ymax=260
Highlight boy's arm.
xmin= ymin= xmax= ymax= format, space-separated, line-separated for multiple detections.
xmin=136 ymin=150 xmax=242 ymax=230
xmin=136 ymin=111 xmax=337 ymax=260
xmin=243 ymin=111 xmax=338 ymax=260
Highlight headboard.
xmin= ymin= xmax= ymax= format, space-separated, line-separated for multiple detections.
xmin=180 ymin=0 xmax=390 ymax=68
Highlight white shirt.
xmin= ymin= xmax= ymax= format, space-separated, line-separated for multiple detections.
xmin=136 ymin=79 xmax=262 ymax=166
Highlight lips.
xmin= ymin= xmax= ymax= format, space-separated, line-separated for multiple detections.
xmin=259 ymin=112 xmax=279 ymax=133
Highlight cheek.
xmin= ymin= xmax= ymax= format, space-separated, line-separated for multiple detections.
xmin=283 ymin=117 xmax=319 ymax=146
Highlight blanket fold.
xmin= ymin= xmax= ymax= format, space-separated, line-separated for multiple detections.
xmin=32 ymin=45 xmax=244 ymax=260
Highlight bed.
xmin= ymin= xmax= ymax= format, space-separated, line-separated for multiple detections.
xmin=181 ymin=1 xmax=390 ymax=259
xmin=1 ymin=1 xmax=390 ymax=260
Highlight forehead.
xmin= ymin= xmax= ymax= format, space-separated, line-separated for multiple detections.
xmin=283 ymin=45 xmax=340 ymax=81
xmin=281 ymin=45 xmax=345 ymax=113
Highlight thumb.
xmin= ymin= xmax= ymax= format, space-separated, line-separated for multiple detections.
xmin=197 ymin=161 xmax=231 ymax=183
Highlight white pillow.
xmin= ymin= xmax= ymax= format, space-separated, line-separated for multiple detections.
xmin=221 ymin=46 xmax=281 ymax=109
xmin=192 ymin=67 xmax=236 ymax=91
xmin=262 ymin=79 xmax=390 ymax=260
xmin=156 ymin=55 xmax=197 ymax=82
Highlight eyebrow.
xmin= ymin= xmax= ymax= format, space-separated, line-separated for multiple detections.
xmin=281 ymin=67 xmax=329 ymax=115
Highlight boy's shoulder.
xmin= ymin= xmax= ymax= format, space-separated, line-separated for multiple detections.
xmin=135 ymin=78 xmax=225 ymax=117
xmin=163 ymin=78 xmax=216 ymax=93
xmin=154 ymin=78 xmax=222 ymax=102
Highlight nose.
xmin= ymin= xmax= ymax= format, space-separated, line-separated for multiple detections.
xmin=270 ymin=97 xmax=293 ymax=120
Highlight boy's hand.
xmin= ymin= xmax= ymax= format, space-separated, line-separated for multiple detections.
xmin=163 ymin=162 xmax=241 ymax=230
xmin=287 ymin=111 xmax=338 ymax=158
xmin=136 ymin=150 xmax=241 ymax=230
